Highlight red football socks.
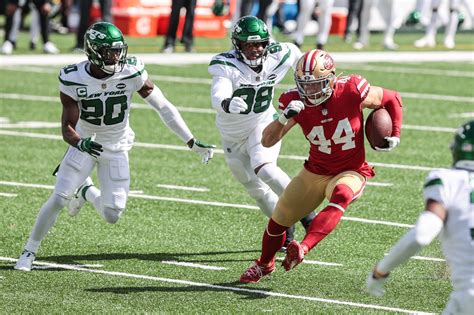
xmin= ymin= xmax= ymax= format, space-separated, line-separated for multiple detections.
xmin=259 ymin=218 xmax=287 ymax=264
xmin=301 ymin=184 xmax=354 ymax=253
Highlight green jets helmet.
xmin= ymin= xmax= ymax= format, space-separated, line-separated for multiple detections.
xmin=450 ymin=120 xmax=474 ymax=171
xmin=231 ymin=15 xmax=270 ymax=68
xmin=84 ymin=22 xmax=128 ymax=74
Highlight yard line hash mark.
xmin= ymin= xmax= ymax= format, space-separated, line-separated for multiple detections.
xmin=0 ymin=256 xmax=434 ymax=315
xmin=275 ymin=257 xmax=343 ymax=267
xmin=0 ymin=192 xmax=17 ymax=197
xmin=157 ymin=184 xmax=210 ymax=192
xmin=161 ymin=261 xmax=227 ymax=270
xmin=0 ymin=180 xmax=414 ymax=228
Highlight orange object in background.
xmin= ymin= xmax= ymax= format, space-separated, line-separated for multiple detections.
xmin=113 ymin=9 xmax=159 ymax=37
xmin=330 ymin=12 xmax=347 ymax=36
xmin=112 ymin=0 xmax=235 ymax=38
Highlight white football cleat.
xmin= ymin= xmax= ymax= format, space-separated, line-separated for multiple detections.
xmin=44 ymin=41 xmax=60 ymax=54
xmin=14 ymin=250 xmax=36 ymax=271
xmin=68 ymin=178 xmax=93 ymax=217
xmin=352 ymin=42 xmax=365 ymax=50
xmin=383 ymin=40 xmax=399 ymax=50
xmin=365 ymin=271 xmax=388 ymax=297
xmin=444 ymin=38 xmax=455 ymax=49
xmin=414 ymin=36 xmax=436 ymax=48
xmin=1 ymin=40 xmax=13 ymax=55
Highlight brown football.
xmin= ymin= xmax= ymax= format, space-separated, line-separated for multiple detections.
xmin=365 ymin=108 xmax=392 ymax=150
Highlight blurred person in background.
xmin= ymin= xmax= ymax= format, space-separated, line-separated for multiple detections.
xmin=352 ymin=0 xmax=402 ymax=50
xmin=73 ymin=0 xmax=111 ymax=51
xmin=343 ymin=0 xmax=363 ymax=43
xmin=1 ymin=0 xmax=59 ymax=54
xmin=414 ymin=0 xmax=466 ymax=49
xmin=162 ymin=0 xmax=196 ymax=53
xmin=291 ymin=0 xmax=334 ymax=50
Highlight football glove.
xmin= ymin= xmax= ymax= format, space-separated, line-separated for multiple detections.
xmin=77 ymin=135 xmax=103 ymax=158
xmin=190 ymin=139 xmax=216 ymax=164
xmin=278 ymin=100 xmax=305 ymax=125
xmin=222 ymin=97 xmax=248 ymax=114
xmin=374 ymin=136 xmax=400 ymax=152
xmin=365 ymin=271 xmax=389 ymax=297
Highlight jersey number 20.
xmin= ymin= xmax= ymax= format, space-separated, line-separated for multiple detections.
xmin=80 ymin=96 xmax=128 ymax=126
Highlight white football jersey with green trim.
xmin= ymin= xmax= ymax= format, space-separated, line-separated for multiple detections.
xmin=208 ymin=42 xmax=301 ymax=141
xmin=423 ymin=168 xmax=474 ymax=291
xmin=59 ymin=56 xmax=148 ymax=151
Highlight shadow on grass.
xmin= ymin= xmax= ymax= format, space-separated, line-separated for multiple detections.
xmin=85 ymin=280 xmax=271 ymax=300
xmin=37 ymin=249 xmax=260 ymax=266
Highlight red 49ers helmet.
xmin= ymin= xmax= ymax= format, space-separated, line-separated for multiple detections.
xmin=294 ymin=49 xmax=336 ymax=106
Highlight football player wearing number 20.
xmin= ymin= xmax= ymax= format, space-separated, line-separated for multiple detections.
xmin=240 ymin=49 xmax=403 ymax=283
xmin=14 ymin=22 xmax=215 ymax=272
xmin=208 ymin=16 xmax=316 ymax=250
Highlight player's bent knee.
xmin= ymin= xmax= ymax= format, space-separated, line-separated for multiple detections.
xmin=52 ymin=192 xmax=69 ymax=208
xmin=271 ymin=201 xmax=296 ymax=227
xmin=247 ymin=185 xmax=268 ymax=200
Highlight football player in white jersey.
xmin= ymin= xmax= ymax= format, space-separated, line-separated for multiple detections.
xmin=14 ymin=22 xmax=215 ymax=272
xmin=365 ymin=120 xmax=474 ymax=314
xmin=208 ymin=16 xmax=315 ymax=249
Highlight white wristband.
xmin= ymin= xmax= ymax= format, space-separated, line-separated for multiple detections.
xmin=278 ymin=114 xmax=288 ymax=125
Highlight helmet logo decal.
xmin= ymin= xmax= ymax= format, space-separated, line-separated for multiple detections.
xmin=323 ymin=55 xmax=334 ymax=70
xmin=87 ymin=29 xmax=107 ymax=40
xmin=234 ymin=25 xmax=242 ymax=33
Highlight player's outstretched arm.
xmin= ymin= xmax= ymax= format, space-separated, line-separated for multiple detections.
xmin=60 ymin=92 xmax=103 ymax=157
xmin=365 ymin=200 xmax=445 ymax=297
xmin=139 ymin=80 xmax=215 ymax=164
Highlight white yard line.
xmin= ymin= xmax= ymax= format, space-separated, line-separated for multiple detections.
xmin=0 ymin=129 xmax=437 ymax=172
xmin=0 ymin=122 xmax=61 ymax=129
xmin=157 ymin=184 xmax=210 ymax=192
xmin=0 ymin=256 xmax=434 ymax=314
xmin=0 ymin=192 xmax=17 ymax=197
xmin=411 ymin=255 xmax=445 ymax=262
xmin=448 ymin=112 xmax=474 ymax=119
xmin=275 ymin=257 xmax=343 ymax=267
xmin=33 ymin=264 xmax=104 ymax=270
xmin=384 ymin=253 xmax=445 ymax=262
xmin=161 ymin=260 xmax=227 ymax=270
xmin=366 ymin=182 xmax=393 ymax=187
xmin=0 ymin=180 xmax=414 ymax=228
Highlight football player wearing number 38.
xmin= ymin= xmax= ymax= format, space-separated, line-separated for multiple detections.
xmin=240 ymin=49 xmax=403 ymax=283
xmin=208 ymin=16 xmax=316 ymax=250
xmin=14 ymin=22 xmax=215 ymax=272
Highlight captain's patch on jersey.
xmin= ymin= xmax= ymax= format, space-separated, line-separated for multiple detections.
xmin=76 ymin=87 xmax=87 ymax=98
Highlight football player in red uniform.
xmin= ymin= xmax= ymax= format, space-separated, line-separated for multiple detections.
xmin=240 ymin=49 xmax=403 ymax=283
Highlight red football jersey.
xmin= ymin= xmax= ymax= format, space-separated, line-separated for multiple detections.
xmin=279 ymin=74 xmax=375 ymax=178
